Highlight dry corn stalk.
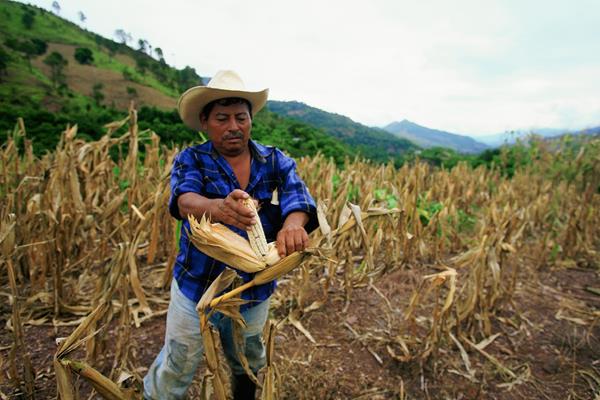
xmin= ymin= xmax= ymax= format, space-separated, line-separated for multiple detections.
xmin=2 ymin=108 xmax=597 ymax=399
xmin=261 ymin=321 xmax=278 ymax=400
xmin=60 ymin=360 xmax=131 ymax=400
xmin=210 ymin=251 xmax=307 ymax=308
xmin=196 ymin=268 xmax=245 ymax=400
xmin=403 ymin=267 xmax=458 ymax=360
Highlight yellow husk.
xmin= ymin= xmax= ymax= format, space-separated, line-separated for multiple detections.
xmin=187 ymin=215 xmax=281 ymax=273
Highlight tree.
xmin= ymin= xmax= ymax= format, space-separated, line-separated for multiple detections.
xmin=114 ymin=29 xmax=132 ymax=45
xmin=31 ymin=38 xmax=48 ymax=55
xmin=126 ymin=86 xmax=138 ymax=100
xmin=5 ymin=38 xmax=47 ymax=57
xmin=74 ymin=47 xmax=94 ymax=65
xmin=17 ymin=40 xmax=37 ymax=72
xmin=92 ymin=83 xmax=104 ymax=105
xmin=78 ymin=11 xmax=86 ymax=24
xmin=154 ymin=47 xmax=164 ymax=63
xmin=0 ymin=46 xmax=10 ymax=82
xmin=135 ymin=56 xmax=148 ymax=75
xmin=105 ymin=41 xmax=119 ymax=60
xmin=138 ymin=39 xmax=149 ymax=53
xmin=21 ymin=10 xmax=35 ymax=29
xmin=176 ymin=66 xmax=202 ymax=91
xmin=122 ymin=67 xmax=134 ymax=81
xmin=43 ymin=51 xmax=68 ymax=88
xmin=51 ymin=1 xmax=61 ymax=14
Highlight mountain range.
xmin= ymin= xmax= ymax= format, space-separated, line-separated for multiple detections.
xmin=477 ymin=126 xmax=600 ymax=147
xmin=382 ymin=120 xmax=489 ymax=153
xmin=266 ymin=101 xmax=417 ymax=162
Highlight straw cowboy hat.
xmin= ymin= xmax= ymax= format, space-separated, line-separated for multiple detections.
xmin=177 ymin=70 xmax=269 ymax=131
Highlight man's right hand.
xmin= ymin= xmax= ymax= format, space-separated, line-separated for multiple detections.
xmin=210 ymin=189 xmax=257 ymax=231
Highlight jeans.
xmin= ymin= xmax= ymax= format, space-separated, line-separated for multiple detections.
xmin=143 ymin=279 xmax=270 ymax=400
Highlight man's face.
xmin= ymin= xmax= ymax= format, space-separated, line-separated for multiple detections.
xmin=200 ymin=102 xmax=252 ymax=157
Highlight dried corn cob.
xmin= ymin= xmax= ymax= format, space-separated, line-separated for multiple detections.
xmin=242 ymin=198 xmax=269 ymax=259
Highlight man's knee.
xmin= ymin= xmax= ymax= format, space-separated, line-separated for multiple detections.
xmin=244 ymin=334 xmax=266 ymax=370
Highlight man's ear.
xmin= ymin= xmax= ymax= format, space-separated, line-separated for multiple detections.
xmin=199 ymin=114 xmax=208 ymax=131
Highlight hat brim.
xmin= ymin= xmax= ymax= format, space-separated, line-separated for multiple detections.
xmin=178 ymin=87 xmax=269 ymax=131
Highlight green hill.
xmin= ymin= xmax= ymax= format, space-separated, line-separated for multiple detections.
xmin=0 ymin=0 xmax=190 ymax=108
xmin=0 ymin=0 xmax=353 ymax=163
xmin=267 ymin=100 xmax=419 ymax=164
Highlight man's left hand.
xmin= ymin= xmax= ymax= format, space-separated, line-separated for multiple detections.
xmin=276 ymin=211 xmax=310 ymax=257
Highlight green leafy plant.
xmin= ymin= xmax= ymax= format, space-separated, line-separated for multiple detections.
xmin=74 ymin=47 xmax=94 ymax=65
xmin=417 ymin=195 xmax=443 ymax=226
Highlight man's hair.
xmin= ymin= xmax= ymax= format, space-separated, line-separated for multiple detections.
xmin=200 ymin=97 xmax=253 ymax=119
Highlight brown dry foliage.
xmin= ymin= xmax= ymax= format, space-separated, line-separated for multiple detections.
xmin=1 ymin=111 xmax=599 ymax=398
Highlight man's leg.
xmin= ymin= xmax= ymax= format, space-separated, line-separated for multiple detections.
xmin=143 ymin=280 xmax=204 ymax=400
xmin=218 ymin=298 xmax=270 ymax=399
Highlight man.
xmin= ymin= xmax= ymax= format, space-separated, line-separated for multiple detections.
xmin=143 ymin=70 xmax=318 ymax=400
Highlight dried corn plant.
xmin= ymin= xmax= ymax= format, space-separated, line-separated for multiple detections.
xmin=190 ymin=199 xmax=399 ymax=398
xmin=0 ymin=108 xmax=598 ymax=398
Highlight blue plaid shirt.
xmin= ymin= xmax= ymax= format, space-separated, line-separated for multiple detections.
xmin=169 ymin=140 xmax=318 ymax=310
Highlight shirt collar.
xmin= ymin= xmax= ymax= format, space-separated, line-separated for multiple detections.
xmin=198 ymin=139 xmax=274 ymax=163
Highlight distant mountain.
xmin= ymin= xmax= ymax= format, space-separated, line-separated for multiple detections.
xmin=267 ymin=101 xmax=418 ymax=163
xmin=383 ymin=120 xmax=489 ymax=154
xmin=578 ymin=126 xmax=600 ymax=136
xmin=478 ymin=126 xmax=600 ymax=147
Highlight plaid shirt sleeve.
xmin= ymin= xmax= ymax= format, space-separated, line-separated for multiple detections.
xmin=275 ymin=149 xmax=319 ymax=233
xmin=168 ymin=149 xmax=204 ymax=220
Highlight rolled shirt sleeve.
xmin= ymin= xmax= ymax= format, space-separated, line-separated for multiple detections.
xmin=169 ymin=149 xmax=205 ymax=220
xmin=275 ymin=149 xmax=319 ymax=233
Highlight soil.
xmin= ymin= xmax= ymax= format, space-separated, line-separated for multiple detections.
xmin=1 ymin=262 xmax=599 ymax=399
xmin=31 ymin=43 xmax=177 ymax=111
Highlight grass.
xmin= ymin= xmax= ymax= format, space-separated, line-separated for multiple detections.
xmin=0 ymin=1 xmax=96 ymax=47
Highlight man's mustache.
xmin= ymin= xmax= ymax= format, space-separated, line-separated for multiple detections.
xmin=223 ymin=131 xmax=244 ymax=140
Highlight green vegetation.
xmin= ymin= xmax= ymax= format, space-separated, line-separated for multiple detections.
xmin=2 ymin=0 xmax=597 ymax=179
xmin=20 ymin=7 xmax=35 ymax=29
xmin=416 ymin=196 xmax=443 ymax=226
xmin=43 ymin=51 xmax=67 ymax=88
xmin=4 ymin=37 xmax=47 ymax=71
xmin=268 ymin=100 xmax=418 ymax=165
xmin=0 ymin=96 xmax=354 ymax=165
xmin=252 ymin=110 xmax=352 ymax=164
xmin=91 ymin=82 xmax=104 ymax=105
xmin=0 ymin=45 xmax=10 ymax=79
xmin=0 ymin=1 xmax=357 ymax=165
xmin=374 ymin=188 xmax=399 ymax=209
xmin=0 ymin=1 xmax=202 ymax=100
xmin=74 ymin=47 xmax=93 ymax=64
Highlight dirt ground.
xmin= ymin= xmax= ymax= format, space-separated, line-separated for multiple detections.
xmin=31 ymin=43 xmax=177 ymax=111
xmin=1 ymin=260 xmax=599 ymax=399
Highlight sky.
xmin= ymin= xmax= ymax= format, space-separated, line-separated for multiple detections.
xmin=19 ymin=0 xmax=600 ymax=137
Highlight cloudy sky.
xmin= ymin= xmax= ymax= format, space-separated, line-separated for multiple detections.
xmin=21 ymin=0 xmax=600 ymax=136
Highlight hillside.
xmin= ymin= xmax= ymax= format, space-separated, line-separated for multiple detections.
xmin=0 ymin=1 xmax=354 ymax=162
xmin=0 ymin=1 xmax=195 ymax=109
xmin=383 ymin=119 xmax=489 ymax=154
xmin=267 ymin=100 xmax=418 ymax=164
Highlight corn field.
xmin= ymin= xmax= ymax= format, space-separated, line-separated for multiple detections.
xmin=1 ymin=109 xmax=599 ymax=399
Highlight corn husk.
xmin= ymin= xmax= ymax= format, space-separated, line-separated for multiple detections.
xmin=62 ymin=360 xmax=130 ymax=400
xmin=188 ymin=215 xmax=281 ymax=273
